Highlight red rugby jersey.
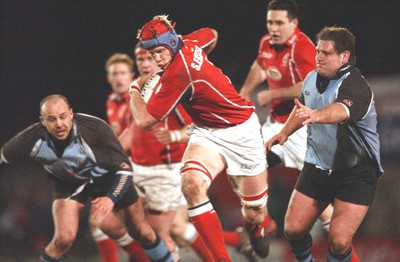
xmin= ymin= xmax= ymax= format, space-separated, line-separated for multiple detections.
xmin=106 ymin=92 xmax=132 ymax=136
xmin=130 ymin=103 xmax=191 ymax=166
xmin=256 ymin=28 xmax=316 ymax=123
xmin=146 ymin=41 xmax=254 ymax=128
xmin=183 ymin=27 xmax=216 ymax=49
xmin=128 ymin=28 xmax=216 ymax=166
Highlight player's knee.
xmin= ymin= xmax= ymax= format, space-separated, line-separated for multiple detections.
xmin=328 ymin=231 xmax=351 ymax=255
xmin=181 ymin=176 xmax=200 ymax=196
xmin=54 ymin=230 xmax=76 ymax=251
xmin=284 ymin=219 xmax=306 ymax=240
xmin=170 ymin=218 xmax=186 ymax=238
xmin=180 ymin=160 xmax=211 ymax=203
xmin=240 ymin=187 xmax=268 ymax=223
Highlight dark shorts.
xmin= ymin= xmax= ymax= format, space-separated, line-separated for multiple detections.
xmin=295 ymin=161 xmax=378 ymax=205
xmin=50 ymin=174 xmax=138 ymax=210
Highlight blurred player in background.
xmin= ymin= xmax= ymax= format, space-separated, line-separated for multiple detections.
xmin=0 ymin=94 xmax=172 ymax=262
xmin=131 ymin=15 xmax=271 ymax=261
xmin=105 ymin=53 xmax=135 ymax=152
xmin=266 ymin=26 xmax=382 ymax=262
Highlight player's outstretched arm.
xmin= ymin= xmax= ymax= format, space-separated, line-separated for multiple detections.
xmin=266 ymin=99 xmax=306 ymax=151
xmin=294 ymin=98 xmax=348 ymax=125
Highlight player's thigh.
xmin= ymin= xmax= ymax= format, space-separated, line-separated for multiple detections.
xmin=99 ymin=211 xmax=126 ymax=238
xmin=231 ymin=170 xmax=268 ymax=197
xmin=52 ymin=198 xmax=84 ymax=238
xmin=285 ymin=189 xmax=327 ymax=235
xmin=182 ymin=143 xmax=226 ymax=180
xmin=123 ymin=197 xmax=147 ymax=226
xmin=329 ymin=198 xmax=369 ymax=244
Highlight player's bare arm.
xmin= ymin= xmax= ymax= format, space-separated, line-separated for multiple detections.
xmin=258 ymin=81 xmax=303 ymax=107
xmin=117 ymin=126 xmax=132 ymax=152
xmin=129 ymin=82 xmax=160 ymax=131
xmin=294 ymin=98 xmax=348 ymax=125
xmin=266 ymin=100 xmax=305 ymax=151
xmin=240 ymin=61 xmax=267 ymax=100
xmin=154 ymin=125 xmax=190 ymax=145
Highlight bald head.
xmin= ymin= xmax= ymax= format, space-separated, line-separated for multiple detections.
xmin=40 ymin=94 xmax=70 ymax=116
xmin=39 ymin=94 xmax=73 ymax=141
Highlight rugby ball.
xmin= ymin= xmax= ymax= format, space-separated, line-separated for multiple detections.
xmin=141 ymin=73 xmax=161 ymax=103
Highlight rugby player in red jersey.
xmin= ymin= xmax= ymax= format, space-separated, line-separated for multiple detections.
xmin=130 ymin=15 xmax=272 ymax=261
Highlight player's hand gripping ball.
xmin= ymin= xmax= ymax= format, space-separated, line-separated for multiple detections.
xmin=141 ymin=72 xmax=162 ymax=103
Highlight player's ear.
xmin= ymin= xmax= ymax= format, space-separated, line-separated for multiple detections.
xmin=70 ymin=108 xmax=74 ymax=119
xmin=39 ymin=115 xmax=45 ymax=125
xmin=292 ymin=18 xmax=299 ymax=27
xmin=341 ymin=51 xmax=351 ymax=64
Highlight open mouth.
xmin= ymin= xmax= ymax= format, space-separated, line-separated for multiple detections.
xmin=271 ymin=35 xmax=280 ymax=41
xmin=56 ymin=130 xmax=66 ymax=137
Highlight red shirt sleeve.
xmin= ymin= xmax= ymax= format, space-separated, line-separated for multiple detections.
xmin=146 ymin=55 xmax=191 ymax=121
xmin=175 ymin=103 xmax=192 ymax=125
xmin=183 ymin=28 xmax=217 ymax=50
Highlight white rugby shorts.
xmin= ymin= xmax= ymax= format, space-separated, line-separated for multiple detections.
xmin=262 ymin=116 xmax=306 ymax=170
xmin=187 ymin=113 xmax=267 ymax=176
xmin=132 ymin=162 xmax=184 ymax=212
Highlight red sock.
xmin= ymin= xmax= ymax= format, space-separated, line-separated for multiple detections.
xmin=121 ymin=240 xmax=151 ymax=262
xmin=190 ymin=233 xmax=215 ymax=261
xmin=222 ymin=230 xmax=241 ymax=248
xmin=244 ymin=213 xmax=272 ymax=237
xmin=95 ymin=238 xmax=119 ymax=262
xmin=350 ymin=243 xmax=359 ymax=262
xmin=261 ymin=213 xmax=271 ymax=229
xmin=189 ymin=201 xmax=231 ymax=262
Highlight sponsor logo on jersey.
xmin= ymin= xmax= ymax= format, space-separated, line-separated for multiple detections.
xmin=240 ymin=163 xmax=259 ymax=171
xmin=260 ymin=51 xmax=273 ymax=59
xmin=266 ymin=67 xmax=282 ymax=80
xmin=190 ymin=46 xmax=204 ymax=71
xmin=113 ymin=174 xmax=128 ymax=197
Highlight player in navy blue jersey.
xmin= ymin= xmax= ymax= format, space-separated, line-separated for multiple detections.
xmin=0 ymin=94 xmax=173 ymax=262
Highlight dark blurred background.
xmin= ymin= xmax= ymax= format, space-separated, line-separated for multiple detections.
xmin=1 ymin=1 xmax=399 ymax=261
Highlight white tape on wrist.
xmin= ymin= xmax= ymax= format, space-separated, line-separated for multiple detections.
xmin=173 ymin=130 xmax=181 ymax=142
xmin=170 ymin=131 xmax=177 ymax=142
xmin=169 ymin=130 xmax=181 ymax=143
